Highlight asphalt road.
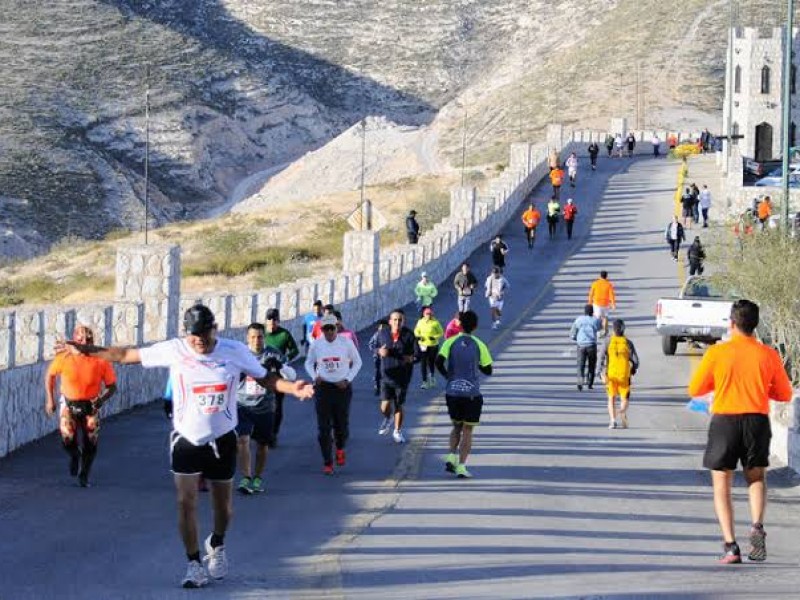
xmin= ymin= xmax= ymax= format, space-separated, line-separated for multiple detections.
xmin=1 ymin=154 xmax=798 ymax=600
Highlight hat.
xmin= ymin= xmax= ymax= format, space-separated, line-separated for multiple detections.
xmin=265 ymin=308 xmax=279 ymax=320
xmin=421 ymin=271 xmax=428 ymax=278
xmin=320 ymin=314 xmax=337 ymax=328
xmin=184 ymin=304 xmax=216 ymax=335
xmin=567 ymin=198 xmax=573 ymax=204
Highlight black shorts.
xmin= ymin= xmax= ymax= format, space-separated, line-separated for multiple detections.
xmin=703 ymin=414 xmax=772 ymax=471
xmin=236 ymin=404 xmax=276 ymax=446
xmin=382 ymin=381 xmax=408 ymax=408
xmin=682 ymin=207 xmax=694 ymax=218
xmin=446 ymin=394 xmax=484 ymax=425
xmin=170 ymin=430 xmax=237 ymax=481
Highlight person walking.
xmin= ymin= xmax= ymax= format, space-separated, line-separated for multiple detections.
xmin=375 ymin=309 xmax=416 ymax=444
xmin=699 ymin=184 xmax=712 ymax=228
xmin=301 ymin=300 xmax=323 ymax=356
xmin=549 ymin=165 xmax=565 ymax=200
xmin=687 ymin=300 xmax=792 ymax=564
xmin=605 ymin=133 xmax=614 ymax=157
xmin=485 ymin=266 xmax=510 ymax=330
xmin=563 ymin=198 xmax=578 ymax=240
xmin=264 ymin=308 xmax=299 ymax=445
xmin=681 ymin=187 xmax=695 ymax=229
xmin=565 ymin=152 xmax=579 ymax=187
xmin=406 ymin=210 xmax=420 ymax=244
xmin=489 ymin=234 xmax=509 ymax=269
xmin=414 ymin=307 xmax=444 ymax=389
xmin=45 ymin=324 xmax=117 ymax=488
xmin=625 ymin=132 xmax=636 ymax=158
xmin=435 ymin=310 xmax=493 ymax=479
xmin=587 ymin=270 xmax=616 ymax=336
xmin=687 ymin=236 xmax=706 ymax=276
xmin=58 ymin=304 xmax=313 ymax=588
xmin=665 ymin=215 xmax=686 ymax=262
xmin=569 ymin=304 xmax=602 ymax=391
xmin=691 ymin=183 xmax=701 ymax=225
xmin=414 ymin=272 xmax=438 ymax=312
xmin=588 ymin=142 xmax=599 ymax=170
xmin=521 ymin=203 xmax=542 ymax=249
xmin=453 ymin=262 xmax=478 ymax=312
xmin=367 ymin=318 xmax=389 ymax=396
xmin=304 ymin=314 xmax=362 ymax=475
xmin=652 ymin=133 xmax=661 ymax=157
xmin=546 ymin=197 xmax=561 ymax=239
xmin=599 ymin=319 xmax=639 ymax=429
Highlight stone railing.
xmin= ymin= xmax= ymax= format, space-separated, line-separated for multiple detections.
xmin=0 ymin=124 xmax=584 ymax=457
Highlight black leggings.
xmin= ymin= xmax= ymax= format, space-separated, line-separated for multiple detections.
xmin=314 ymin=382 xmax=352 ymax=465
xmin=421 ymin=346 xmax=438 ymax=379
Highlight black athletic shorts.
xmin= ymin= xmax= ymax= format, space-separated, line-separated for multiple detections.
xmin=236 ymin=404 xmax=275 ymax=446
xmin=446 ymin=394 xmax=484 ymax=425
xmin=382 ymin=381 xmax=408 ymax=408
xmin=170 ymin=430 xmax=237 ymax=481
xmin=703 ymin=413 xmax=771 ymax=471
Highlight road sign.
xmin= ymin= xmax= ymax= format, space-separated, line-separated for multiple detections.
xmin=346 ymin=200 xmax=387 ymax=232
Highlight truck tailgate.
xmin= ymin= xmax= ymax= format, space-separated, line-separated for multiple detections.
xmin=657 ymin=298 xmax=732 ymax=334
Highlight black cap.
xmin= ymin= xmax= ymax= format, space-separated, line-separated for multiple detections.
xmin=184 ymin=304 xmax=216 ymax=335
xmin=265 ymin=308 xmax=279 ymax=321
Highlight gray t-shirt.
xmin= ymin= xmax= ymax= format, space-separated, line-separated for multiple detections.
xmin=236 ymin=345 xmax=284 ymax=413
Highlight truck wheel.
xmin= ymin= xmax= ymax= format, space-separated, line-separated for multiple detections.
xmin=662 ymin=335 xmax=678 ymax=356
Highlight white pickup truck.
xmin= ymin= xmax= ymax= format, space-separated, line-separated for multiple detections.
xmin=655 ymin=277 xmax=734 ymax=355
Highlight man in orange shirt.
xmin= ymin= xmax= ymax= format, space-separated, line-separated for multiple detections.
xmin=45 ymin=325 xmax=117 ymax=487
xmin=521 ymin=203 xmax=541 ymax=249
xmin=549 ymin=166 xmax=565 ymax=200
xmin=587 ymin=270 xmax=616 ymax=336
xmin=688 ymin=300 xmax=793 ymax=564
xmin=757 ymin=196 xmax=772 ymax=229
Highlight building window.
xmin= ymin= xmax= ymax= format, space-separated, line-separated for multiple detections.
xmin=761 ymin=66 xmax=771 ymax=94
xmin=732 ymin=122 xmax=740 ymax=146
xmin=734 ymin=65 xmax=742 ymax=93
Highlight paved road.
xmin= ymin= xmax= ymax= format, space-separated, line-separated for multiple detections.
xmin=1 ymin=154 xmax=798 ymax=599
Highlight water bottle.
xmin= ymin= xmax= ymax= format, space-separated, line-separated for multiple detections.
xmin=686 ymin=397 xmax=711 ymax=414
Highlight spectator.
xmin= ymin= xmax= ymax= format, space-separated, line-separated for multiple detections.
xmin=757 ymin=196 xmax=772 ymax=229
xmin=406 ymin=210 xmax=420 ymax=244
xmin=687 ymin=236 xmax=706 ymax=276
xmin=681 ymin=187 xmax=695 ymax=229
xmin=665 ymin=215 xmax=686 ymax=262
xmin=699 ymin=185 xmax=712 ymax=228
xmin=691 ymin=183 xmax=701 ymax=224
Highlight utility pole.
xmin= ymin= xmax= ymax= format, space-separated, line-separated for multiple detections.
xmin=359 ymin=117 xmax=367 ymax=230
xmin=144 ymin=65 xmax=150 ymax=245
xmin=781 ymin=0 xmax=795 ymax=230
xmin=725 ymin=1 xmax=738 ymax=172
xmin=460 ymin=107 xmax=468 ymax=187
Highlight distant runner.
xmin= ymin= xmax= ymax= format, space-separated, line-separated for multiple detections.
xmin=521 ymin=203 xmax=542 ymax=250
xmin=587 ymin=141 xmax=599 ymax=170
xmin=587 ymin=270 xmax=616 ymax=336
xmin=264 ymin=308 xmax=299 ymax=445
xmin=485 ymin=267 xmax=510 ymax=330
xmin=414 ymin=306 xmax=444 ymax=389
xmin=549 ymin=165 xmax=565 ymax=200
xmin=563 ymin=198 xmax=578 ymax=240
xmin=453 ymin=262 xmax=478 ymax=312
xmin=599 ymin=319 xmax=640 ymax=429
xmin=489 ymin=234 xmax=509 ymax=269
xmin=565 ymin=152 xmax=578 ymax=187
xmin=546 ymin=197 xmax=561 ymax=239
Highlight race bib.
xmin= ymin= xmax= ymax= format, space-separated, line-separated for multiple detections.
xmin=244 ymin=376 xmax=263 ymax=396
xmin=321 ymin=356 xmax=342 ymax=375
xmin=192 ymin=383 xmax=228 ymax=414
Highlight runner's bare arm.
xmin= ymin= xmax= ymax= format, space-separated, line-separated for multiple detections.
xmin=59 ymin=341 xmax=142 ymax=364
xmin=256 ymin=373 xmax=314 ymax=400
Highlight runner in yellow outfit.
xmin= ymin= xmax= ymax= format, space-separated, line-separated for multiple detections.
xmin=599 ymin=319 xmax=640 ymax=429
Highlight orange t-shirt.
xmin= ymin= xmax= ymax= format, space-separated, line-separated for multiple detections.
xmin=587 ymin=278 xmax=616 ymax=308
xmin=47 ymin=352 xmax=116 ymax=400
xmin=522 ymin=209 xmax=541 ymax=228
xmin=688 ymin=335 xmax=792 ymax=415
xmin=757 ymin=201 xmax=772 ymax=220
xmin=550 ymin=169 xmax=564 ymax=186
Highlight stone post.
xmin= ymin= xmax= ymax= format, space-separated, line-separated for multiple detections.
xmin=343 ymin=230 xmax=380 ymax=283
xmin=115 ymin=244 xmax=181 ymax=343
xmin=509 ymin=142 xmax=533 ymax=175
xmin=450 ymin=187 xmax=477 ymax=227
xmin=546 ymin=123 xmax=565 ymax=151
xmin=610 ymin=117 xmax=628 ymax=137
xmin=0 ymin=310 xmax=14 ymax=370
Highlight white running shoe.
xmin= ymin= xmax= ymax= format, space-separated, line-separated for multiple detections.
xmin=203 ymin=535 xmax=228 ymax=580
xmin=608 ymin=420 xmax=617 ymax=429
xmin=378 ymin=417 xmax=392 ymax=435
xmin=392 ymin=429 xmax=407 ymax=444
xmin=182 ymin=561 xmax=209 ymax=589
xmin=492 ymin=321 xmax=499 ymax=330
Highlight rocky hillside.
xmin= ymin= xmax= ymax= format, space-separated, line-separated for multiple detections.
xmin=0 ymin=0 xmax=781 ymax=259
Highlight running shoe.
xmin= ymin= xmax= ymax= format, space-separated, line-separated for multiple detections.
xmin=428 ymin=376 xmax=436 ymax=388
xmin=335 ymin=449 xmax=346 ymax=467
xmin=455 ymin=464 xmax=472 ymax=479
xmin=608 ymin=420 xmax=617 ymax=429
xmin=181 ymin=560 xmax=209 ymax=589
xmin=249 ymin=476 xmax=264 ymax=494
xmin=78 ymin=472 xmax=90 ymax=488
xmin=323 ymin=463 xmax=334 ymax=476
xmin=444 ymin=453 xmax=458 ymax=473
xmin=577 ymin=384 xmax=583 ymax=391
xmin=719 ymin=542 xmax=742 ymax=564
xmin=748 ymin=525 xmax=767 ymax=562
xmin=378 ymin=417 xmax=392 ymax=435
xmin=373 ymin=384 xmax=380 ymax=396
xmin=492 ymin=321 xmax=499 ymax=330
xmin=420 ymin=380 xmax=430 ymax=390
xmin=237 ymin=477 xmax=253 ymax=495
xmin=619 ymin=411 xmax=629 ymax=429
xmin=392 ymin=429 xmax=407 ymax=444
xmin=203 ymin=535 xmax=229 ymax=579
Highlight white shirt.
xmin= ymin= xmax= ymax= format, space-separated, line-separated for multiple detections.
xmin=699 ymin=189 xmax=712 ymax=209
xmin=669 ymin=222 xmax=679 ymax=240
xmin=140 ymin=338 xmax=266 ymax=445
xmin=485 ymin=274 xmax=510 ymax=300
xmin=652 ymin=136 xmax=660 ymax=146
xmin=304 ymin=335 xmax=362 ymax=383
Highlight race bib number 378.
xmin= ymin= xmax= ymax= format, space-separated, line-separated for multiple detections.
xmin=192 ymin=383 xmax=228 ymax=414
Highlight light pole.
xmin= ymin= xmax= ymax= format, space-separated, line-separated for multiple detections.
xmin=460 ymin=105 xmax=468 ymax=187
xmin=781 ymin=0 xmax=795 ymax=230
xmin=144 ymin=65 xmax=150 ymax=244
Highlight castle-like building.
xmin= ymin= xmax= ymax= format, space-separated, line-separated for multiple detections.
xmin=723 ymin=27 xmax=800 ymax=162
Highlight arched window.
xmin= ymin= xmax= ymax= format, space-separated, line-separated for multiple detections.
xmin=761 ymin=66 xmax=771 ymax=94
xmin=732 ymin=122 xmax=740 ymax=146
xmin=734 ymin=65 xmax=742 ymax=93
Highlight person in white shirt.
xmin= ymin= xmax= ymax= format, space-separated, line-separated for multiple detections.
xmin=699 ymin=185 xmax=712 ymax=228
xmin=651 ymin=134 xmax=661 ymax=158
xmin=565 ymin=152 xmax=579 ymax=187
xmin=485 ymin=267 xmax=511 ymax=330
xmin=58 ymin=304 xmax=313 ymax=589
xmin=305 ymin=313 xmax=363 ymax=475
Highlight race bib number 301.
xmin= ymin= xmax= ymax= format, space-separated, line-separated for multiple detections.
xmin=192 ymin=383 xmax=228 ymax=414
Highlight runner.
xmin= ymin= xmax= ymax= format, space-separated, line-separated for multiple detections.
xmin=563 ymin=198 xmax=578 ymax=240
xmin=687 ymin=300 xmax=792 ymax=564
xmin=549 ymin=164 xmax=565 ymax=200
xmin=236 ymin=323 xmax=295 ymax=495
xmin=310 ymin=304 xmax=336 ymax=340
xmin=587 ymin=141 xmax=599 ymax=170
xmin=625 ymin=132 xmax=636 ymax=158
xmin=569 ymin=304 xmax=601 ymax=391
xmin=163 ymin=378 xmax=208 ymax=492
xmin=604 ymin=133 xmax=614 ymax=157
xmin=435 ymin=310 xmax=493 ymax=479
xmin=45 ymin=324 xmax=116 ymax=488
xmin=484 ymin=266 xmax=510 ymax=330
xmin=614 ymin=133 xmax=624 ymax=158
xmin=587 ymin=270 xmax=616 ymax=336
xmin=521 ymin=203 xmax=542 ymax=250
xmin=444 ymin=312 xmax=463 ymax=339
xmin=546 ymin=197 xmax=561 ymax=239
xmin=264 ymin=308 xmax=300 ymax=445
xmin=414 ymin=272 xmax=438 ymax=313
xmin=367 ymin=318 xmax=389 ymax=396
xmin=453 ymin=262 xmax=478 ymax=312
xmin=489 ymin=234 xmax=509 ymax=269
xmin=301 ymin=300 xmax=323 ymax=355
xmin=565 ymin=152 xmax=579 ymax=187
xmin=414 ymin=306 xmax=444 ymax=389
xmin=304 ymin=314 xmax=362 ymax=475
xmin=374 ymin=308 xmax=416 ymax=444
xmin=652 ymin=133 xmax=661 ymax=157
xmin=57 ymin=304 xmax=314 ymax=588
xmin=333 ymin=310 xmax=359 ymax=348
xmin=598 ymin=319 xmax=640 ymax=429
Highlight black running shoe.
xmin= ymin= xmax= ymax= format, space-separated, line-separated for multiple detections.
xmin=748 ymin=525 xmax=767 ymax=562
xmin=719 ymin=542 xmax=742 ymax=564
